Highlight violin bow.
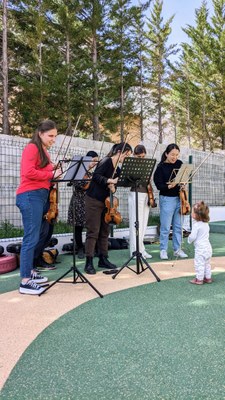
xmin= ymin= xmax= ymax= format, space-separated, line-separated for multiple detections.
xmin=98 ymin=137 xmax=105 ymax=160
xmin=111 ymin=132 xmax=131 ymax=179
xmin=54 ymin=126 xmax=70 ymax=164
xmin=52 ymin=115 xmax=81 ymax=180
xmin=63 ymin=115 xmax=82 ymax=161
xmin=187 ymin=150 xmax=213 ymax=184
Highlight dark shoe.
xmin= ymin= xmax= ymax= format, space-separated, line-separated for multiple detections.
xmin=35 ymin=260 xmax=56 ymax=270
xmin=98 ymin=255 xmax=117 ymax=269
xmin=77 ymin=248 xmax=85 ymax=259
xmin=203 ymin=278 xmax=213 ymax=284
xmin=189 ymin=278 xmax=203 ymax=285
xmin=84 ymin=256 xmax=96 ymax=275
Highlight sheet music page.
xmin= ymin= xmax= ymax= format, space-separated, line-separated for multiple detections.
xmin=170 ymin=164 xmax=194 ymax=184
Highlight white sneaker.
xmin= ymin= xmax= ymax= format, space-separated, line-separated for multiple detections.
xmin=160 ymin=250 xmax=168 ymax=260
xmin=174 ymin=249 xmax=188 ymax=258
xmin=30 ymin=272 xmax=48 ymax=284
xmin=143 ymin=252 xmax=152 ymax=259
xmin=19 ymin=280 xmax=45 ymax=295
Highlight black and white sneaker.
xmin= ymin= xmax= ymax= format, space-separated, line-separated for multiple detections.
xmin=19 ymin=280 xmax=45 ymax=295
xmin=30 ymin=272 xmax=48 ymax=284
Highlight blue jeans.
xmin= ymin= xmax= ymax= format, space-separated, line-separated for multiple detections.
xmin=16 ymin=189 xmax=49 ymax=279
xmin=159 ymin=195 xmax=183 ymax=252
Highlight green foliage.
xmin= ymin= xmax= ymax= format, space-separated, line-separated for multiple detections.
xmin=0 ymin=221 xmax=23 ymax=239
xmin=145 ymin=0 xmax=178 ymax=143
xmin=1 ymin=0 xmax=225 ymax=149
xmin=169 ymin=0 xmax=225 ymax=150
xmin=0 ymin=220 xmax=73 ymax=239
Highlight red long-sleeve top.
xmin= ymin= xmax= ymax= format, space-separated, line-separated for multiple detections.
xmin=16 ymin=143 xmax=54 ymax=195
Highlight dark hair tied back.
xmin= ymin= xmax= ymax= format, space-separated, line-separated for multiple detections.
xmin=112 ymin=142 xmax=132 ymax=155
xmin=134 ymin=144 xmax=146 ymax=155
xmin=161 ymin=143 xmax=180 ymax=163
xmin=86 ymin=151 xmax=98 ymax=158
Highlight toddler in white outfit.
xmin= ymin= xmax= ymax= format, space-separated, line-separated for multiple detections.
xmin=188 ymin=201 xmax=212 ymax=285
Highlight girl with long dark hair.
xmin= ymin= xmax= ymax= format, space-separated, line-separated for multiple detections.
xmin=153 ymin=143 xmax=188 ymax=260
xmin=84 ymin=142 xmax=132 ymax=274
xmin=16 ymin=120 xmax=61 ymax=295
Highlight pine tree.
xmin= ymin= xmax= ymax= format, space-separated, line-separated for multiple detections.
xmin=145 ymin=0 xmax=177 ymax=143
xmin=131 ymin=0 xmax=151 ymax=141
xmin=1 ymin=0 xmax=10 ymax=134
xmin=102 ymin=0 xmax=141 ymax=141
xmin=208 ymin=0 xmax=225 ymax=148
xmin=182 ymin=2 xmax=215 ymax=150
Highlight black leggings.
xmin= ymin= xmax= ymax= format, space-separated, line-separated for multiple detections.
xmin=75 ymin=226 xmax=83 ymax=249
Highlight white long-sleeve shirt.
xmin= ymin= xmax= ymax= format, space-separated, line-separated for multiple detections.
xmin=188 ymin=220 xmax=212 ymax=252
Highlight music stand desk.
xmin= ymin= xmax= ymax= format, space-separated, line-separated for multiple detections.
xmin=113 ymin=157 xmax=160 ymax=282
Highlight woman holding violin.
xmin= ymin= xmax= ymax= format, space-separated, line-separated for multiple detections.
xmin=128 ymin=145 xmax=153 ymax=259
xmin=67 ymin=150 xmax=99 ymax=259
xmin=84 ymin=142 xmax=132 ymax=274
xmin=16 ymin=120 xmax=62 ymax=295
xmin=153 ymin=143 xmax=188 ymax=260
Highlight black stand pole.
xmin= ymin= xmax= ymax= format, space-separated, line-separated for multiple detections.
xmin=112 ymin=180 xmax=160 ymax=281
xmin=39 ymin=157 xmax=103 ymax=298
xmin=111 ymin=156 xmax=160 ymax=282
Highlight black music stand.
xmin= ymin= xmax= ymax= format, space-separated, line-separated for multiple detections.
xmin=112 ymin=157 xmax=160 ymax=282
xmin=40 ymin=156 xmax=103 ymax=298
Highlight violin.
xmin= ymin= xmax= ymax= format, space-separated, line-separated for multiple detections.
xmin=104 ymin=192 xmax=122 ymax=225
xmin=147 ymin=183 xmax=157 ymax=208
xmin=104 ymin=140 xmax=130 ymax=226
xmin=179 ymin=187 xmax=191 ymax=215
xmin=82 ymin=173 xmax=91 ymax=191
xmin=45 ymin=185 xmax=59 ymax=224
xmin=82 ymin=165 xmax=97 ymax=191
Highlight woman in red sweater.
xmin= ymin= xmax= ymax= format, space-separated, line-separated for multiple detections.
xmin=16 ymin=120 xmax=61 ymax=295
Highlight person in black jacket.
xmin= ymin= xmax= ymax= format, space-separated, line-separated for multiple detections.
xmin=153 ymin=143 xmax=188 ymax=260
xmin=67 ymin=151 xmax=99 ymax=259
xmin=84 ymin=142 xmax=132 ymax=274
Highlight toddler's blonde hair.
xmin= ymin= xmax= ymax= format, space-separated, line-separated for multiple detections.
xmin=193 ymin=201 xmax=210 ymax=222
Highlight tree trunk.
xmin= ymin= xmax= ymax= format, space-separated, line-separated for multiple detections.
xmin=120 ymin=78 xmax=124 ymax=142
xmin=2 ymin=0 xmax=10 ymax=134
xmin=222 ymin=131 xmax=225 ymax=150
xmin=66 ymin=34 xmax=71 ymax=131
xmin=158 ymin=77 xmax=162 ymax=144
xmin=186 ymin=88 xmax=191 ymax=148
xmin=139 ymin=47 xmax=144 ymax=141
xmin=92 ymin=31 xmax=99 ymax=141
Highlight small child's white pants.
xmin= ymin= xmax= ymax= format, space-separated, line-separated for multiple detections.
xmin=194 ymin=248 xmax=212 ymax=281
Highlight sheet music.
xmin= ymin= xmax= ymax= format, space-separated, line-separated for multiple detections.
xmin=63 ymin=156 xmax=92 ymax=182
xmin=170 ymin=164 xmax=193 ymax=184
xmin=117 ymin=157 xmax=156 ymax=187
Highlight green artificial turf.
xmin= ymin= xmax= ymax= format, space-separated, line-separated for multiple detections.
xmin=1 ymin=274 xmax=225 ymax=399
xmin=0 ymin=232 xmax=225 ymax=295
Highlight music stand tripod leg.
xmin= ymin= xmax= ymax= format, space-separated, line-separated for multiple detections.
xmin=39 ymin=159 xmax=103 ymax=298
xmin=39 ymin=265 xmax=103 ymax=297
xmin=112 ymin=254 xmax=136 ymax=279
xmin=139 ymin=255 xmax=160 ymax=282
